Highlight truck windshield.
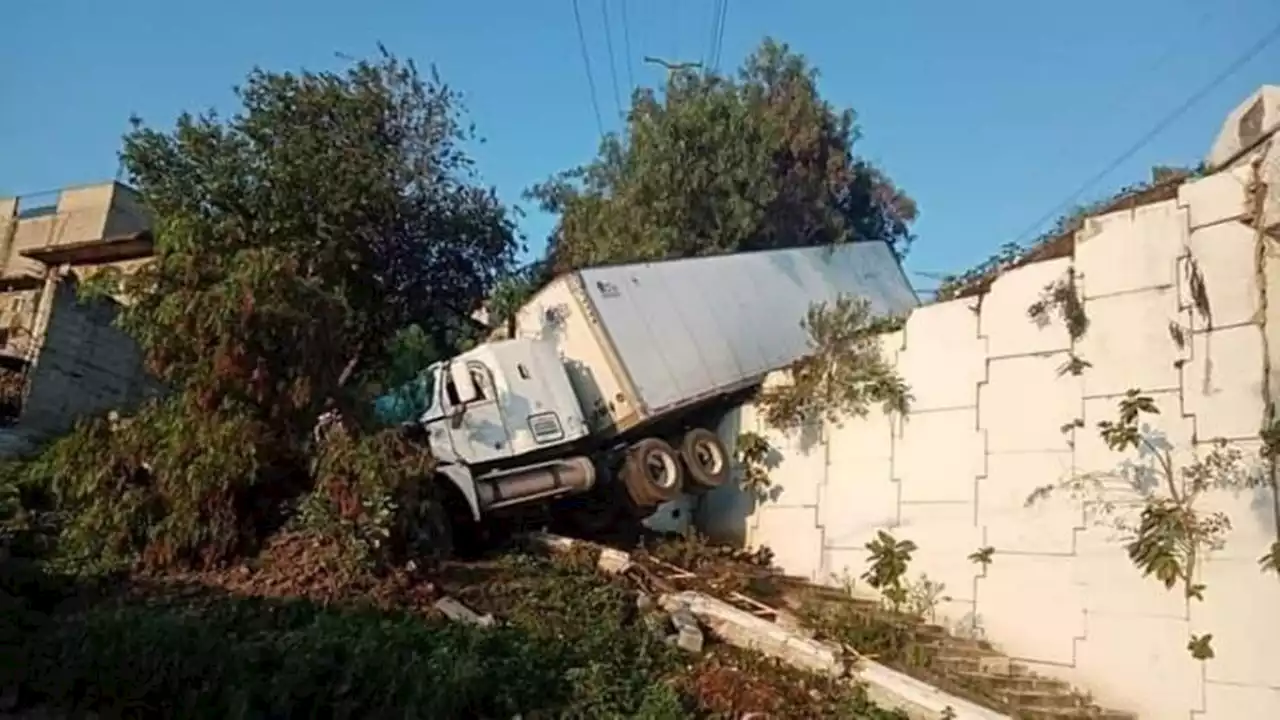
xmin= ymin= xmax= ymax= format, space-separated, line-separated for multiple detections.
xmin=373 ymin=369 xmax=436 ymax=426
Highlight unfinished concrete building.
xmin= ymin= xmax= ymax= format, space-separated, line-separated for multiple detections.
xmin=0 ymin=182 xmax=158 ymax=454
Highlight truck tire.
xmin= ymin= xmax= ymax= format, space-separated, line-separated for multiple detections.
xmin=418 ymin=494 xmax=455 ymax=562
xmin=679 ymin=427 xmax=730 ymax=491
xmin=622 ymin=437 xmax=684 ymax=506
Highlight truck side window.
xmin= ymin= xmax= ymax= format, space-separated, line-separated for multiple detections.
xmin=444 ymin=375 xmax=461 ymax=406
xmin=444 ymin=363 xmax=493 ymax=406
xmin=467 ymin=362 xmax=493 ymax=402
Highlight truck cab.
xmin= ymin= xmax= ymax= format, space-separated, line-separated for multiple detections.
xmin=375 ymin=338 xmax=590 ymax=471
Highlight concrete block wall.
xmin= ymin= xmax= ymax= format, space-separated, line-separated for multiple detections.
xmin=698 ymin=163 xmax=1280 ymax=719
xmin=19 ymin=280 xmax=156 ymax=438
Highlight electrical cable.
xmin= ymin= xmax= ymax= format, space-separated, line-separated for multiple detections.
xmin=710 ymin=0 xmax=729 ymax=73
xmin=621 ymin=0 xmax=636 ymax=94
xmin=571 ymin=0 xmax=606 ymax=139
xmin=703 ymin=0 xmax=723 ymax=75
xmin=600 ymin=0 xmax=624 ymax=117
xmin=1008 ymin=14 xmax=1280 ymax=247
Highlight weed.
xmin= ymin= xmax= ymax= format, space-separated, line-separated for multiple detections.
xmin=861 ymin=530 xmax=917 ymax=612
xmin=756 ymin=295 xmax=911 ymax=429
xmin=734 ymin=431 xmax=776 ymax=500
xmin=1029 ymin=389 xmax=1275 ymax=659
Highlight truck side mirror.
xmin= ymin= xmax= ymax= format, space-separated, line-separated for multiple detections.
xmin=449 ymin=405 xmax=466 ymax=429
xmin=448 ymin=362 xmax=479 ymax=405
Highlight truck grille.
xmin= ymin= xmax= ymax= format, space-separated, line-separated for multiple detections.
xmin=528 ymin=413 xmax=564 ymax=443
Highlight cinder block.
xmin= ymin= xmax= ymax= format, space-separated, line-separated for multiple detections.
xmin=1183 ymin=222 xmax=1260 ymax=329
xmin=1075 ymin=201 xmax=1185 ymax=297
xmin=982 ymin=257 xmax=1074 ymax=358
xmin=980 ymin=353 xmax=1079 ymax=454
xmin=1194 ymin=557 xmax=1280 ymax=688
xmin=1077 ymin=288 xmax=1182 ymax=397
xmin=896 ymin=408 xmax=982 ymax=503
xmin=1177 ymin=163 xmax=1253 ymax=229
xmin=1072 ymin=612 xmax=1202 ymax=720
xmin=897 ymin=300 xmax=985 ymax=410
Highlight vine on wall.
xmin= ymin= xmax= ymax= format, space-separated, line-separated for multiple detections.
xmin=1025 ymin=270 xmax=1092 ymax=376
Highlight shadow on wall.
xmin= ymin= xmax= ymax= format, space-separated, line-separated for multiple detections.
xmin=695 ymin=404 xmax=790 ymax=546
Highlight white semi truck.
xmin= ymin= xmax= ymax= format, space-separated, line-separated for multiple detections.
xmin=375 ymin=241 xmax=918 ymax=550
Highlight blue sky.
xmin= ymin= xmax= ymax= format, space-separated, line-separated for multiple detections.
xmin=3 ymin=0 xmax=1277 ymax=290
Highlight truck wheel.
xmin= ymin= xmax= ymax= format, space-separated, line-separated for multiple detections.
xmin=417 ymin=495 xmax=455 ymax=562
xmin=680 ymin=427 xmax=730 ymax=491
xmin=622 ymin=438 xmax=684 ymax=506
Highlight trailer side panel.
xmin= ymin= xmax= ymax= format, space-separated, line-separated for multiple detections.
xmin=577 ymin=242 xmax=918 ymax=421
xmin=512 ymin=274 xmax=642 ymax=436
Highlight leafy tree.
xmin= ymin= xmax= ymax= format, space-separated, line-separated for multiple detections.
xmin=483 ymin=260 xmax=555 ymax=336
xmin=113 ymin=49 xmax=516 ymax=424
xmin=527 ymin=38 xmax=917 ymax=274
xmin=31 ymin=50 xmax=518 ymax=569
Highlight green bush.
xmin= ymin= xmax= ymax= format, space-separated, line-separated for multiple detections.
xmin=17 ymin=393 xmax=439 ymax=575
xmin=1 ymin=552 xmax=692 ymax=719
xmin=6 ymin=590 xmax=687 ymax=719
xmin=298 ymin=423 xmax=438 ymax=569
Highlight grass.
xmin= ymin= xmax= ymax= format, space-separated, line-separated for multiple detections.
xmin=1 ymin=543 xmax=907 ymax=719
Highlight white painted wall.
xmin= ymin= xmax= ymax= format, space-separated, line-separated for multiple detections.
xmin=698 ymin=106 xmax=1280 ymax=718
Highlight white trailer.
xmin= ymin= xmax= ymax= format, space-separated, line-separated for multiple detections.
xmin=512 ymin=240 xmax=918 ymax=438
xmin=376 ymin=241 xmax=917 ymax=551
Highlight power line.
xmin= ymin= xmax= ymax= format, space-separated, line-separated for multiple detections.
xmin=1013 ymin=5 xmax=1218 ymax=200
xmin=1009 ymin=15 xmax=1280 ymax=246
xmin=571 ymin=0 xmax=606 ymax=138
xmin=600 ymin=0 xmax=624 ymax=117
xmin=620 ymin=0 xmax=636 ymax=93
xmin=709 ymin=0 xmax=729 ymax=74
xmin=702 ymin=0 xmax=722 ymax=74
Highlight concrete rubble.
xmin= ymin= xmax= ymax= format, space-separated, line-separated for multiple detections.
xmin=658 ymin=590 xmax=847 ymax=677
xmin=595 ymin=547 xmax=633 ymax=575
xmin=658 ymin=590 xmax=1011 ymax=720
xmin=666 ymin=603 xmax=705 ymax=653
xmin=524 ymin=532 xmax=1011 ymax=720
xmin=434 ymin=596 xmax=496 ymax=627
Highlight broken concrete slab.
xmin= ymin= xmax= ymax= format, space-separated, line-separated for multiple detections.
xmin=524 ymin=531 xmax=578 ymax=554
xmin=659 ymin=591 xmax=1011 ymax=720
xmin=665 ymin=624 xmax=705 ymax=654
xmin=596 ymin=547 xmax=633 ymax=575
xmin=659 ymin=590 xmax=848 ymax=677
xmin=667 ymin=604 xmax=705 ymax=653
xmin=434 ymin=596 xmax=496 ymax=627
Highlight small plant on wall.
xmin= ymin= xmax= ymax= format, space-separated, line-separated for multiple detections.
xmin=755 ymin=295 xmax=911 ymax=430
xmin=862 ymin=530 xmax=918 ymax=612
xmin=734 ymin=431 xmax=775 ymax=500
xmin=1257 ymin=419 xmax=1280 ymax=576
xmin=1028 ymin=389 xmax=1279 ymax=660
xmin=1026 ymin=270 xmax=1092 ymax=377
xmin=968 ymin=545 xmax=995 ymax=571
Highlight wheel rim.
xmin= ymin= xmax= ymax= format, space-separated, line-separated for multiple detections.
xmin=643 ymin=450 xmax=679 ymax=490
xmin=692 ymin=437 xmax=725 ymax=476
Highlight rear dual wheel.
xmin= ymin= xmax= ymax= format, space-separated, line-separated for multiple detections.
xmin=679 ymin=427 xmax=730 ymax=492
xmin=622 ymin=437 xmax=684 ymax=507
xmin=621 ymin=428 xmax=731 ymax=509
